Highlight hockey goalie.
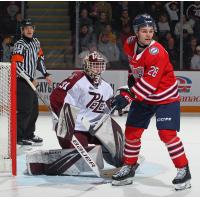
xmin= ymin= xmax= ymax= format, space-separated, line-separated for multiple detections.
xmin=26 ymin=51 xmax=125 ymax=176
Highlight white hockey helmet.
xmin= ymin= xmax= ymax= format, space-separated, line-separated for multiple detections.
xmin=83 ymin=51 xmax=106 ymax=86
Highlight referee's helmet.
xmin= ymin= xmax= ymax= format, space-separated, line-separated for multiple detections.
xmin=21 ymin=19 xmax=35 ymax=30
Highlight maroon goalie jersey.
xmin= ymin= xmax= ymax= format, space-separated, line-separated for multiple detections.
xmin=50 ymin=71 xmax=113 ymax=131
xmin=124 ymin=36 xmax=180 ymax=105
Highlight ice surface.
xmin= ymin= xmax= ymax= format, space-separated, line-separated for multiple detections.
xmin=0 ymin=112 xmax=199 ymax=197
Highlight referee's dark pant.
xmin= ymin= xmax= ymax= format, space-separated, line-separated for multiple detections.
xmin=17 ymin=78 xmax=39 ymax=141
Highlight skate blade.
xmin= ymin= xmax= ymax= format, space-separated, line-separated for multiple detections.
xmin=174 ymin=180 xmax=191 ymax=191
xmin=112 ymin=178 xmax=133 ymax=186
xmin=31 ymin=142 xmax=43 ymax=146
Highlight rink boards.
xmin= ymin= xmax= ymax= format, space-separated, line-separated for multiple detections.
xmin=36 ymin=70 xmax=200 ymax=112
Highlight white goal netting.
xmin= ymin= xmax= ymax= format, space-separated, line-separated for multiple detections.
xmin=0 ymin=62 xmax=16 ymax=175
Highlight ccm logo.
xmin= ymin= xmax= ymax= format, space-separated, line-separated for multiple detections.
xmin=157 ymin=118 xmax=172 ymax=122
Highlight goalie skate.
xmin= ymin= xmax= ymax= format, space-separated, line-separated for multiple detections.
xmin=172 ymin=165 xmax=191 ymax=191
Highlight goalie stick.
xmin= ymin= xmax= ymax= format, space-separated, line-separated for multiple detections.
xmin=81 ymin=106 xmax=116 ymax=136
xmin=17 ymin=68 xmax=101 ymax=177
xmin=17 ymin=68 xmax=53 ymax=113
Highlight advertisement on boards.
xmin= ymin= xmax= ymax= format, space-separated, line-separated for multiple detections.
xmin=36 ymin=70 xmax=200 ymax=112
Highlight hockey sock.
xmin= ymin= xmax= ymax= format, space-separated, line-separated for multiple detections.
xmin=159 ymin=130 xmax=188 ymax=168
xmin=123 ymin=126 xmax=144 ymax=165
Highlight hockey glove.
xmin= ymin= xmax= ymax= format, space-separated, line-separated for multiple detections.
xmin=111 ymin=95 xmax=129 ymax=111
xmin=118 ymin=87 xmax=136 ymax=103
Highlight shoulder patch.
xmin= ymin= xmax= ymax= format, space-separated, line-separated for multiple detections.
xmin=149 ymin=47 xmax=159 ymax=55
xmin=127 ymin=36 xmax=135 ymax=44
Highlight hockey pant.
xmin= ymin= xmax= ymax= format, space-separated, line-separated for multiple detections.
xmin=123 ymin=126 xmax=188 ymax=168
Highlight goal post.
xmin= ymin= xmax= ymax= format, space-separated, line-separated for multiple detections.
xmin=0 ymin=62 xmax=16 ymax=176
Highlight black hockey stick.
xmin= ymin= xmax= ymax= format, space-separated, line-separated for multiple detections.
xmin=17 ymin=68 xmax=101 ymax=177
xmin=81 ymin=106 xmax=116 ymax=136
xmin=17 ymin=69 xmax=52 ymax=112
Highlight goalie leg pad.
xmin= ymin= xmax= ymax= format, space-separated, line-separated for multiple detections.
xmin=26 ymin=145 xmax=104 ymax=176
xmin=94 ymin=116 xmax=124 ymax=167
xmin=56 ymin=103 xmax=79 ymax=140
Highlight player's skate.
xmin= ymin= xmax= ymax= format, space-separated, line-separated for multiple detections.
xmin=172 ymin=164 xmax=191 ymax=191
xmin=112 ymin=164 xmax=137 ymax=186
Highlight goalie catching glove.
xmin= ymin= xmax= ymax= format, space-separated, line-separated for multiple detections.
xmin=112 ymin=86 xmax=135 ymax=111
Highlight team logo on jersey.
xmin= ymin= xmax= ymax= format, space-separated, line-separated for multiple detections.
xmin=127 ymin=36 xmax=135 ymax=44
xmin=130 ymin=66 xmax=144 ymax=78
xmin=149 ymin=47 xmax=159 ymax=55
xmin=86 ymin=92 xmax=105 ymax=113
xmin=176 ymin=76 xmax=192 ymax=93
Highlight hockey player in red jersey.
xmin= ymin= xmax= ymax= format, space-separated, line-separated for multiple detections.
xmin=111 ymin=14 xmax=191 ymax=190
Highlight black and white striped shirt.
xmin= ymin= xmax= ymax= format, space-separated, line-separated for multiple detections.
xmin=12 ymin=36 xmax=48 ymax=81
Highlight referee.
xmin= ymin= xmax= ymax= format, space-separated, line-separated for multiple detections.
xmin=11 ymin=19 xmax=52 ymax=146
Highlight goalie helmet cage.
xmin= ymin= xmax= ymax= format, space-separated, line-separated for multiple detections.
xmin=0 ymin=62 xmax=16 ymax=176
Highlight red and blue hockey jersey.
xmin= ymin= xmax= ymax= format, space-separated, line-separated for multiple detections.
xmin=124 ymin=36 xmax=180 ymax=105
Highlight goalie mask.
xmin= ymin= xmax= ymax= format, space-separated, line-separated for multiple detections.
xmin=83 ymin=51 xmax=106 ymax=87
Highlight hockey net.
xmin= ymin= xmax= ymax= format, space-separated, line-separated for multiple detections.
xmin=0 ymin=62 xmax=16 ymax=175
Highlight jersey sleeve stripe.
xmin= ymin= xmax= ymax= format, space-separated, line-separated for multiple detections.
xmin=140 ymin=77 xmax=156 ymax=91
xmin=149 ymin=81 xmax=178 ymax=97
xmin=146 ymin=90 xmax=179 ymax=102
xmin=131 ymin=85 xmax=179 ymax=102
xmin=138 ymin=79 xmax=154 ymax=93
xmin=148 ymin=84 xmax=178 ymax=100
xmin=135 ymin=82 xmax=152 ymax=95
xmin=131 ymin=86 xmax=146 ymax=101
